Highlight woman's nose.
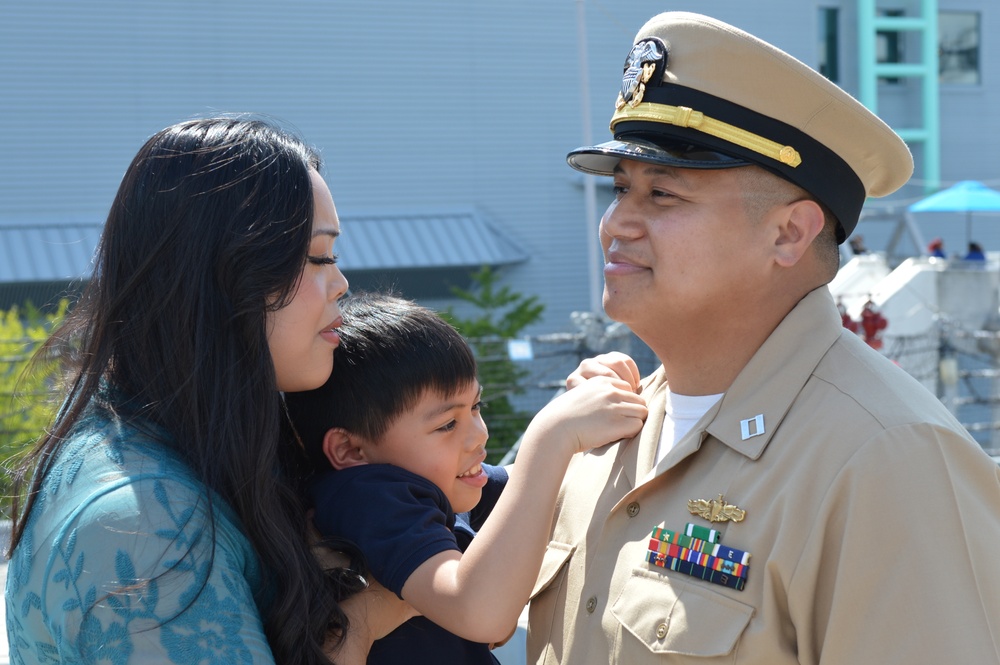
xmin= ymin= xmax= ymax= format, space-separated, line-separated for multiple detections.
xmin=329 ymin=266 xmax=348 ymax=302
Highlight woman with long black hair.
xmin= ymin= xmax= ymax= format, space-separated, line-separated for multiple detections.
xmin=5 ymin=117 xmax=384 ymax=664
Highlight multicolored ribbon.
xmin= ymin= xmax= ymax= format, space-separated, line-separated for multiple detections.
xmin=647 ymin=523 xmax=751 ymax=591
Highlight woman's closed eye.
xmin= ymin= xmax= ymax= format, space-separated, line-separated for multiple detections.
xmin=308 ymin=253 xmax=339 ymax=266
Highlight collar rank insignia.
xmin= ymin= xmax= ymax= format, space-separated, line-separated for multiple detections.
xmin=740 ymin=414 xmax=765 ymax=440
xmin=616 ymin=38 xmax=667 ymax=111
xmin=688 ymin=494 xmax=746 ymax=523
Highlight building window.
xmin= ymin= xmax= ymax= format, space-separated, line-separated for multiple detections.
xmin=939 ymin=11 xmax=979 ymax=84
xmin=818 ymin=7 xmax=839 ymax=82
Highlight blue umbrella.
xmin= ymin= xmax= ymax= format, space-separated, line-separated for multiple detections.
xmin=909 ymin=180 xmax=1000 ymax=246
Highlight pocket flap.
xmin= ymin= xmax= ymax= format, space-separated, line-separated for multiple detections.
xmin=529 ymin=541 xmax=575 ymax=599
xmin=611 ymin=568 xmax=754 ymax=656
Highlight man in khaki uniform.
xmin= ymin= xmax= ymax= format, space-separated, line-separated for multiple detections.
xmin=527 ymin=12 xmax=1000 ymax=664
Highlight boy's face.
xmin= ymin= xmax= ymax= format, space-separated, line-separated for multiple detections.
xmin=362 ymin=381 xmax=489 ymax=513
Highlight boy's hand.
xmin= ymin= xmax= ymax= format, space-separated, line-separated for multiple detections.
xmin=534 ymin=375 xmax=646 ymax=455
xmin=566 ymin=352 xmax=641 ymax=393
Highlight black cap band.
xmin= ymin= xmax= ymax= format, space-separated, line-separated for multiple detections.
xmin=611 ymin=83 xmax=865 ymax=241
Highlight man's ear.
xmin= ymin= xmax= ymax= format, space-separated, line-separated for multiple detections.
xmin=773 ymin=198 xmax=825 ymax=268
xmin=322 ymin=427 xmax=369 ymax=470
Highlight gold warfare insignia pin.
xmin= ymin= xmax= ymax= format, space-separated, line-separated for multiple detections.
xmin=688 ymin=494 xmax=746 ymax=524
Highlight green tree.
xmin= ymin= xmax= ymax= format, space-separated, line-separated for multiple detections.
xmin=442 ymin=266 xmax=544 ymax=463
xmin=0 ymin=301 xmax=68 ymax=517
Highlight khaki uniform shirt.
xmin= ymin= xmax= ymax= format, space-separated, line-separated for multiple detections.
xmin=527 ymin=287 xmax=1000 ymax=664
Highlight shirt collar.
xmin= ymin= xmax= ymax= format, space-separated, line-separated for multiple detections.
xmin=705 ymin=286 xmax=843 ymax=459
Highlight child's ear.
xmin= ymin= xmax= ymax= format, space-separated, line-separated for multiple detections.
xmin=322 ymin=428 xmax=369 ymax=470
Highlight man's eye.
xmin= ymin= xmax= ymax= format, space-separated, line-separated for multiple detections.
xmin=438 ymin=420 xmax=457 ymax=432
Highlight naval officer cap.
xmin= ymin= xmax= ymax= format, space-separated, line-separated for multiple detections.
xmin=567 ymin=12 xmax=914 ymax=243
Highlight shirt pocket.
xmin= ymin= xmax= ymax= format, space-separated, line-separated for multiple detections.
xmin=611 ymin=567 xmax=754 ymax=659
xmin=527 ymin=540 xmax=576 ymax=661
xmin=530 ymin=541 xmax=575 ymax=599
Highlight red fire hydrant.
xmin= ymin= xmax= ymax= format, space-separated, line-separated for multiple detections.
xmin=860 ymin=300 xmax=887 ymax=350
xmin=838 ymin=300 xmax=859 ymax=334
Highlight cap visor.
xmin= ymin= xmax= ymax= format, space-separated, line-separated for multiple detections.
xmin=567 ymin=138 xmax=748 ymax=176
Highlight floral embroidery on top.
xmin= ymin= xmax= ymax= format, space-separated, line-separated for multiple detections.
xmin=5 ymin=406 xmax=272 ymax=664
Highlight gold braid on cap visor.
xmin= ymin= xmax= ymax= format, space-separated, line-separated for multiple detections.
xmin=610 ymin=102 xmax=802 ymax=168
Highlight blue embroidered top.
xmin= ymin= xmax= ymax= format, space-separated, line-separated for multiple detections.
xmin=5 ymin=400 xmax=275 ymax=664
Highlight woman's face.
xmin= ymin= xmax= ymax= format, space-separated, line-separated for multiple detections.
xmin=267 ymin=169 xmax=349 ymax=392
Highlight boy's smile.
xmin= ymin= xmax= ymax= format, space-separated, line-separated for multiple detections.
xmin=361 ymin=381 xmax=489 ymax=513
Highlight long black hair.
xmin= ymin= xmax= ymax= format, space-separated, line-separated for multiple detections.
xmin=9 ymin=117 xmax=346 ymax=664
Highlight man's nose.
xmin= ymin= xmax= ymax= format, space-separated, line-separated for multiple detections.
xmin=599 ymin=197 xmax=642 ymax=243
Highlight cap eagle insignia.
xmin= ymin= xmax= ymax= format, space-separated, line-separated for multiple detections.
xmin=688 ymin=494 xmax=746 ymax=524
xmin=617 ymin=38 xmax=666 ymax=111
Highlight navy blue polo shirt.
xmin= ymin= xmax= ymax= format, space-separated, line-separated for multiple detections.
xmin=311 ymin=463 xmax=509 ymax=664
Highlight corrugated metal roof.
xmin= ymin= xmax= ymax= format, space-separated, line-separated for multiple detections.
xmin=338 ymin=210 xmax=528 ymax=271
xmin=0 ymin=223 xmax=102 ymax=282
xmin=0 ymin=210 xmax=527 ymax=283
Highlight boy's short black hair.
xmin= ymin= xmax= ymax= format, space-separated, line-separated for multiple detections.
xmin=284 ymin=291 xmax=479 ymax=469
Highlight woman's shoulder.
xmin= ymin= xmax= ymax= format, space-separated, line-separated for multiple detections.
xmin=19 ymin=406 xmax=256 ymax=581
xmin=6 ymin=406 xmax=267 ymax=662
xmin=40 ymin=407 xmax=205 ymax=509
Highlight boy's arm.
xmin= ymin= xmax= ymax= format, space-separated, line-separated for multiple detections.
xmin=399 ymin=375 xmax=646 ymax=644
xmin=467 ymin=351 xmax=637 ymax=530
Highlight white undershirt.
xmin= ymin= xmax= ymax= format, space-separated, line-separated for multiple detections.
xmin=654 ymin=390 xmax=724 ymax=467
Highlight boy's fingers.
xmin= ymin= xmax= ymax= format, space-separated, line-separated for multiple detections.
xmin=566 ymin=363 xmax=617 ymax=389
xmin=566 ymin=353 xmax=642 ymax=392
xmin=599 ymin=353 xmax=641 ymax=391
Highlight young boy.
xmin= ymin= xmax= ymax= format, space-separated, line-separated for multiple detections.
xmin=284 ymin=292 xmax=646 ymax=664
